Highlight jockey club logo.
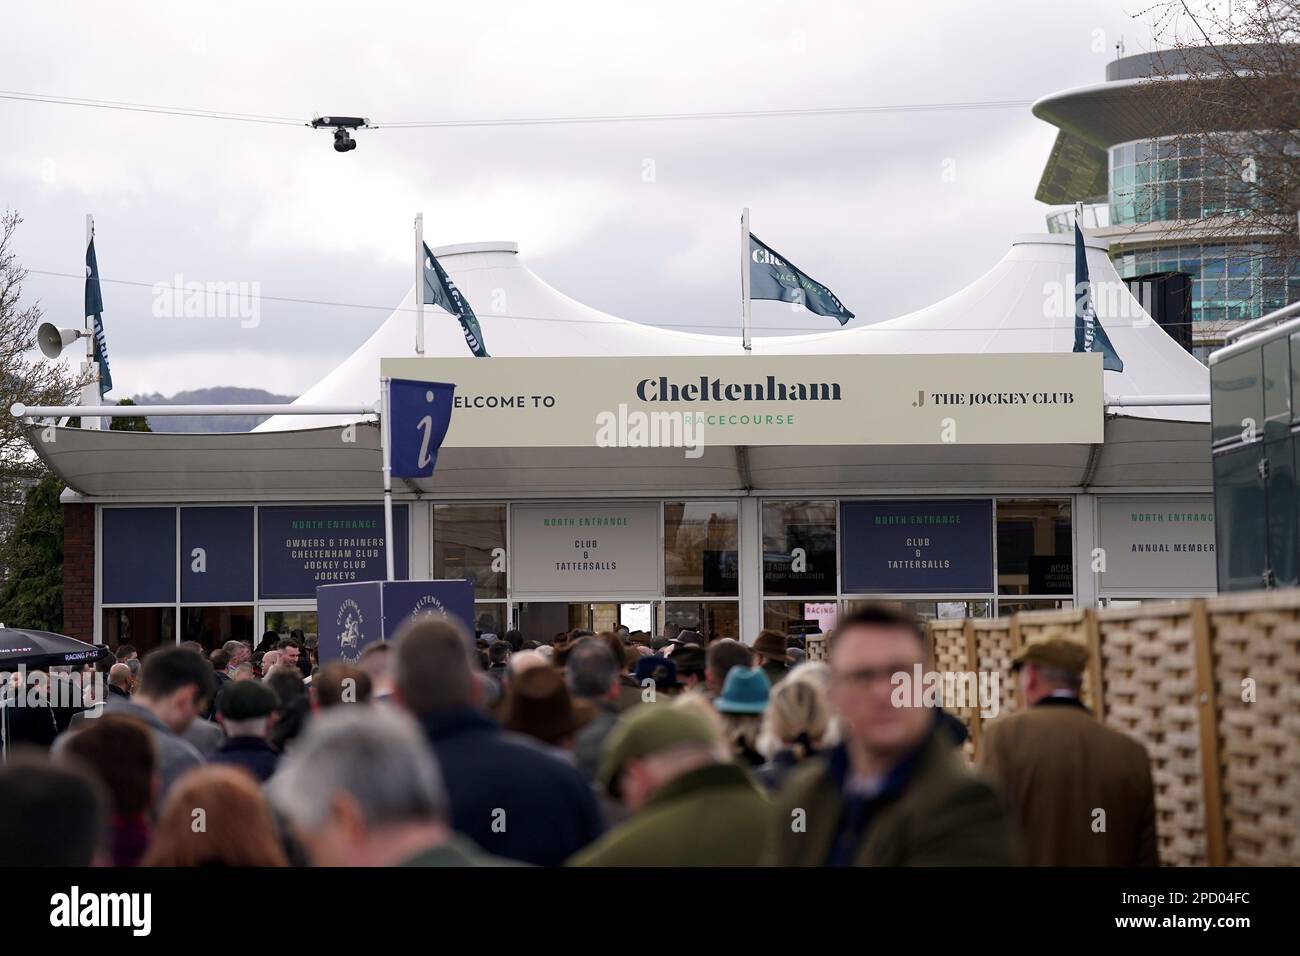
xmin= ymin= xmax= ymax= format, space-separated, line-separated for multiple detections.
xmin=335 ymin=598 xmax=365 ymax=663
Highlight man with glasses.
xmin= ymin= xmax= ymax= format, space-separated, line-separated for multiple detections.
xmin=768 ymin=604 xmax=1015 ymax=866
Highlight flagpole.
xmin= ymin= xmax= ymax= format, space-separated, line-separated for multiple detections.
xmin=740 ymin=207 xmax=752 ymax=352
xmin=414 ymin=213 xmax=425 ymax=355
xmin=83 ymin=214 xmax=101 ymax=430
xmin=380 ymin=377 xmax=395 ymax=581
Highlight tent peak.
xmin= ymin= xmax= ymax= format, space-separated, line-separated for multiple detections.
xmin=429 ymin=240 xmax=518 ymax=258
xmin=1012 ymin=231 xmax=1110 ymax=253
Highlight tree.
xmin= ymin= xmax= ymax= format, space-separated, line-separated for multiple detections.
xmin=1137 ymin=2 xmax=1300 ymax=339
xmin=0 ymin=210 xmax=81 ymax=584
xmin=109 ymin=398 xmax=151 ymax=432
xmin=0 ymin=474 xmax=65 ymax=631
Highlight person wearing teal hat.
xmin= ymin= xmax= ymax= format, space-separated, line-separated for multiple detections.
xmin=714 ymin=666 xmax=771 ymax=714
xmin=713 ymin=666 xmax=770 ymax=766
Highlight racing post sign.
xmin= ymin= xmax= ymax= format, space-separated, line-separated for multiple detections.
xmin=316 ymin=579 xmax=475 ymax=664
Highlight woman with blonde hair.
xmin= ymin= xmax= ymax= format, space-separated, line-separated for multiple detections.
xmin=755 ymin=676 xmax=832 ymax=791
xmin=143 ymin=766 xmax=288 ymax=867
xmin=713 ymin=667 xmax=770 ymax=767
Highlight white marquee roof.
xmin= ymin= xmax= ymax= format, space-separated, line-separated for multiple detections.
xmin=258 ymin=232 xmax=1208 ymax=433
xmin=38 ymin=231 xmax=1211 ymax=500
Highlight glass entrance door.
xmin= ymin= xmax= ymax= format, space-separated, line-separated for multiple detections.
xmin=516 ymin=602 xmax=661 ymax=641
xmin=259 ymin=606 xmax=319 ymax=647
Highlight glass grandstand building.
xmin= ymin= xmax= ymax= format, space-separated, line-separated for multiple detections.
xmin=1034 ymin=45 xmax=1300 ymax=361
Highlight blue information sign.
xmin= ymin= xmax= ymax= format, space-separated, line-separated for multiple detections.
xmin=841 ymin=499 xmax=994 ymax=594
xmin=181 ymin=507 xmax=254 ymax=603
xmin=102 ymin=507 xmax=176 ymax=605
xmin=316 ymin=579 xmax=474 ymax=664
xmin=389 ymin=378 xmax=455 ymax=479
xmin=259 ymin=505 xmax=409 ymax=600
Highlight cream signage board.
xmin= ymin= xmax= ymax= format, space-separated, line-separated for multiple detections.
xmin=1095 ymin=496 xmax=1216 ymax=595
xmin=510 ymin=502 xmax=660 ymax=598
xmin=381 ymin=353 xmax=1103 ymax=447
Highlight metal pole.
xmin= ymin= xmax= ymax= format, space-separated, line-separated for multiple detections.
xmin=415 ymin=213 xmax=425 ymax=355
xmin=83 ymin=214 xmax=101 ymax=431
xmin=1104 ymin=394 xmax=1211 ymax=407
xmin=380 ymin=378 xmax=395 ymax=581
xmin=10 ymin=402 xmax=376 ymax=418
xmin=740 ymin=207 xmax=752 ymax=352
xmin=1222 ymin=299 xmax=1300 ymax=344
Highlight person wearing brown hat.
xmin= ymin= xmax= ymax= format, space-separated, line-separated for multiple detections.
xmin=705 ymin=639 xmax=753 ymax=699
xmin=503 ymin=665 xmax=595 ymax=758
xmin=978 ymin=632 xmax=1159 ymax=866
xmin=566 ymin=704 xmax=770 ymax=867
xmin=751 ymin=629 xmax=792 ymax=687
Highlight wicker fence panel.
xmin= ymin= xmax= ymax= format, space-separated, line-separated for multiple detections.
xmin=1095 ymin=602 xmax=1205 ymax=867
xmin=927 ymin=620 xmax=977 ymax=761
xmin=799 ymin=591 xmax=1300 ymax=865
xmin=972 ymin=618 xmax=1019 ymax=726
xmin=1205 ymin=592 xmax=1300 ymax=866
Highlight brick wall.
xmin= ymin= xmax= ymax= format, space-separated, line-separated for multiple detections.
xmin=63 ymin=503 xmax=95 ymax=643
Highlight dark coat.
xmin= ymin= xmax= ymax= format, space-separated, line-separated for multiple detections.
xmin=979 ymin=696 xmax=1159 ymax=866
xmin=206 ymin=672 xmax=232 ymax=720
xmin=210 ymin=735 xmax=280 ymax=782
xmin=756 ymin=746 xmax=817 ymax=792
xmin=568 ymin=763 xmax=769 ymax=867
xmin=62 ymin=696 xmax=204 ymax=797
xmin=399 ymin=835 xmax=526 ymax=867
xmin=572 ymin=701 xmax=620 ymax=782
xmin=768 ymin=729 xmax=1017 ymax=866
xmin=418 ymin=708 xmax=603 ymax=867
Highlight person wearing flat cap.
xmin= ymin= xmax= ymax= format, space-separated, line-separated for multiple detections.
xmin=978 ymin=631 xmax=1159 ymax=866
xmin=566 ymin=705 xmax=770 ymax=867
xmin=210 ymin=679 xmax=281 ymax=782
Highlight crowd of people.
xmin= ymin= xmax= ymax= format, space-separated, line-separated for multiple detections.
xmin=0 ymin=605 xmax=1160 ymax=867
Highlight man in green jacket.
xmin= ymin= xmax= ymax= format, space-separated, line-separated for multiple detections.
xmin=768 ymin=604 xmax=1016 ymax=866
xmin=567 ymin=705 xmax=769 ymax=866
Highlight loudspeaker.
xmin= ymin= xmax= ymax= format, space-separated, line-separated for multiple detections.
xmin=37 ymin=323 xmax=81 ymax=359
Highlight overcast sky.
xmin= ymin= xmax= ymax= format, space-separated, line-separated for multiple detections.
xmin=2 ymin=0 xmax=1180 ymax=397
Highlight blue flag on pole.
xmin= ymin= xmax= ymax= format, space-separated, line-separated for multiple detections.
xmin=1073 ymin=222 xmax=1123 ymax=372
xmin=748 ymin=233 xmax=854 ymax=324
xmin=422 ymin=243 xmax=489 ymax=357
xmin=388 ymin=379 xmax=455 ymax=479
xmin=85 ymin=232 xmax=113 ymax=395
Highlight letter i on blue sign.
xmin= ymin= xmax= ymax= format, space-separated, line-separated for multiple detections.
xmin=389 ymin=378 xmax=456 ymax=478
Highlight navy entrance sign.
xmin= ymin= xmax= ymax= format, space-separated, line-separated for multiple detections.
xmin=259 ymin=505 xmax=408 ymax=600
xmin=841 ymin=499 xmax=994 ymax=594
xmin=389 ymin=378 xmax=455 ymax=479
xmin=316 ymin=579 xmax=474 ymax=664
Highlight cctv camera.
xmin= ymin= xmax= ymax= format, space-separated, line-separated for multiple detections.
xmin=312 ymin=116 xmax=369 ymax=130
